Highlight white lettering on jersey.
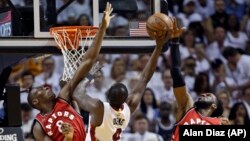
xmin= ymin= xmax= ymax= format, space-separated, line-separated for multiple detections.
xmin=183 ymin=118 xmax=211 ymax=125
xmin=45 ymin=111 xmax=75 ymax=136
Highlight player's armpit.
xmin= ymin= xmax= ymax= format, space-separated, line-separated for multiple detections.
xmin=33 ymin=122 xmax=53 ymax=141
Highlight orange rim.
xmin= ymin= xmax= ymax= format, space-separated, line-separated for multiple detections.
xmin=50 ymin=26 xmax=99 ymax=37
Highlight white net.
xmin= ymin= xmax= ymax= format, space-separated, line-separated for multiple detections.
xmin=51 ymin=27 xmax=96 ymax=81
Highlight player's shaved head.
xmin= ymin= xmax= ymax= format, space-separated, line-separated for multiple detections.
xmin=106 ymin=83 xmax=128 ymax=109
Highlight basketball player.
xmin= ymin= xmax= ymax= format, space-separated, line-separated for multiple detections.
xmin=27 ymin=2 xmax=114 ymax=141
xmin=168 ymin=18 xmax=230 ymax=141
xmin=72 ymin=26 xmax=172 ymax=141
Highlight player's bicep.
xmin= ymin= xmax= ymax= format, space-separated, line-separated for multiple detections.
xmin=33 ymin=122 xmax=52 ymax=141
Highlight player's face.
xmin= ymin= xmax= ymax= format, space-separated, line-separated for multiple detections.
xmin=194 ymin=93 xmax=217 ymax=109
xmin=197 ymin=93 xmax=216 ymax=103
xmin=32 ymin=86 xmax=56 ymax=102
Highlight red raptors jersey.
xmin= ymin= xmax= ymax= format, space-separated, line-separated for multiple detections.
xmin=171 ymin=108 xmax=221 ymax=141
xmin=36 ymin=98 xmax=86 ymax=141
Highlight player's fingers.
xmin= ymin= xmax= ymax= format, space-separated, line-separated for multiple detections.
xmin=108 ymin=2 xmax=112 ymax=10
xmin=105 ymin=2 xmax=109 ymax=11
xmin=179 ymin=27 xmax=186 ymax=34
xmin=109 ymin=8 xmax=113 ymax=14
xmin=170 ymin=17 xmax=175 ymax=27
xmin=110 ymin=14 xmax=115 ymax=19
xmin=173 ymin=17 xmax=178 ymax=29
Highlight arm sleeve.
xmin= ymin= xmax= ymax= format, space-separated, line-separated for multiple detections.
xmin=170 ymin=38 xmax=186 ymax=88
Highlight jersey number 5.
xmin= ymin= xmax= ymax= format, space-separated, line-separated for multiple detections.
xmin=112 ymin=128 xmax=122 ymax=141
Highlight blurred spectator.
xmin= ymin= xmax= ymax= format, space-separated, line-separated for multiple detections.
xmin=223 ymin=47 xmax=250 ymax=92
xmin=155 ymin=102 xmax=174 ymax=141
xmin=167 ymin=0 xmax=184 ymax=15
xmin=228 ymin=102 xmax=250 ymax=125
xmin=123 ymin=114 xmax=163 ymax=141
xmin=9 ymin=58 xmax=42 ymax=85
xmin=210 ymin=59 xmax=236 ymax=94
xmin=52 ymin=55 xmax=64 ymax=76
xmin=182 ymin=56 xmax=196 ymax=92
xmin=20 ymin=103 xmax=33 ymax=139
xmin=105 ymin=58 xmax=129 ymax=88
xmin=177 ymin=0 xmax=202 ymax=27
xmin=128 ymin=71 xmax=140 ymax=93
xmin=242 ymin=86 xmax=250 ymax=118
xmin=193 ymin=72 xmax=210 ymax=97
xmin=188 ymin=22 xmax=206 ymax=44
xmin=225 ymin=0 xmax=245 ymax=21
xmin=179 ymin=30 xmax=196 ymax=60
xmin=20 ymin=71 xmax=34 ymax=103
xmin=109 ymin=15 xmax=129 ymax=36
xmin=217 ymin=90 xmax=232 ymax=118
xmin=57 ymin=0 xmax=92 ymax=25
xmin=205 ymin=26 xmax=230 ymax=61
xmin=140 ymin=88 xmax=159 ymax=129
xmin=33 ymin=56 xmax=61 ymax=95
xmin=195 ymin=0 xmax=215 ymax=19
xmin=208 ymin=0 xmax=229 ymax=29
xmin=68 ymin=0 xmax=92 ymax=23
xmin=241 ymin=9 xmax=250 ymax=38
xmin=114 ymin=25 xmax=129 ymax=36
xmin=226 ymin=14 xmax=249 ymax=50
xmin=155 ymin=68 xmax=175 ymax=103
xmin=77 ymin=14 xmax=91 ymax=26
xmin=86 ymin=70 xmax=107 ymax=102
xmin=194 ymin=43 xmax=210 ymax=73
xmin=96 ymin=54 xmax=112 ymax=78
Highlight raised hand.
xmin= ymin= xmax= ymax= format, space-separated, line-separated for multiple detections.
xmin=170 ymin=17 xmax=185 ymax=39
xmin=102 ymin=2 xmax=115 ymax=28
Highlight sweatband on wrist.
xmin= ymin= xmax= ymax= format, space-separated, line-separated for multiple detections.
xmin=171 ymin=67 xmax=185 ymax=88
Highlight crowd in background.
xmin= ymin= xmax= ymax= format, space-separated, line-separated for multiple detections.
xmin=0 ymin=0 xmax=250 ymax=141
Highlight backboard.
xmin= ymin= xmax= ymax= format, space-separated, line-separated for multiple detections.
xmin=0 ymin=0 xmax=170 ymax=55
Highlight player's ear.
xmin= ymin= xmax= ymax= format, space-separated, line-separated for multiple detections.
xmin=211 ymin=103 xmax=217 ymax=110
xmin=32 ymin=99 xmax=39 ymax=106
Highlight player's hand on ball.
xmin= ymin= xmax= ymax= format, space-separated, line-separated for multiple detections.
xmin=102 ymin=2 xmax=115 ymax=28
xmin=155 ymin=30 xmax=172 ymax=47
xmin=61 ymin=122 xmax=74 ymax=140
xmin=170 ymin=17 xmax=185 ymax=38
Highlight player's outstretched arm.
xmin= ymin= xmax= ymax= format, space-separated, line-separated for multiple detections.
xmin=126 ymin=32 xmax=171 ymax=113
xmin=169 ymin=18 xmax=193 ymax=121
xmin=33 ymin=122 xmax=53 ymax=141
xmin=59 ymin=2 xmax=114 ymax=101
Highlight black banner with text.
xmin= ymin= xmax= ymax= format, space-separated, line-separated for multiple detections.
xmin=180 ymin=125 xmax=249 ymax=141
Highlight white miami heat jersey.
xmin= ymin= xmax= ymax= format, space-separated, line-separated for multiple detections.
xmin=90 ymin=102 xmax=131 ymax=141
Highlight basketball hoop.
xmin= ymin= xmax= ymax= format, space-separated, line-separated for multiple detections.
xmin=50 ymin=26 xmax=98 ymax=81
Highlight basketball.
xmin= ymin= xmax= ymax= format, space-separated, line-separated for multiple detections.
xmin=146 ymin=13 xmax=173 ymax=39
